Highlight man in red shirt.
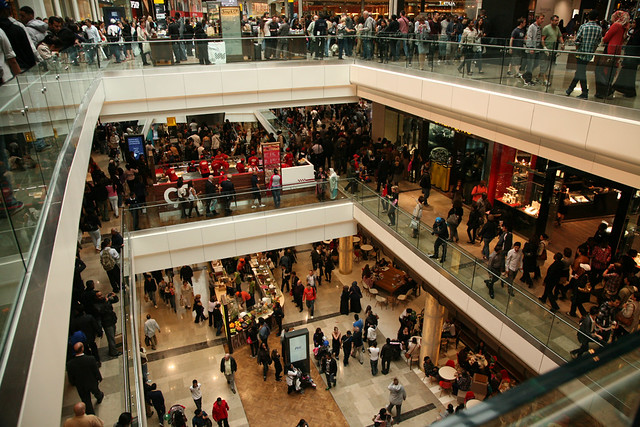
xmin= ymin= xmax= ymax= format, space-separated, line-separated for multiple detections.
xmin=199 ymin=157 xmax=210 ymax=178
xmin=211 ymin=397 xmax=230 ymax=427
xmin=236 ymin=291 xmax=253 ymax=309
xmin=284 ymin=148 xmax=294 ymax=167
xmin=303 ymin=283 xmax=317 ymax=319
xmin=248 ymin=151 xmax=259 ymax=168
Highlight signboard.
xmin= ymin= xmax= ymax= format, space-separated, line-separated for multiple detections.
xmin=262 ymin=142 xmax=281 ymax=188
xmin=207 ymin=41 xmax=227 ymax=64
xmin=284 ymin=328 xmax=309 ymax=373
xmin=252 ymin=2 xmax=268 ymax=14
xmin=125 ymin=134 xmax=145 ymax=159
xmin=167 ymin=116 xmax=176 ymax=126
xmin=220 ymin=6 xmax=242 ymax=57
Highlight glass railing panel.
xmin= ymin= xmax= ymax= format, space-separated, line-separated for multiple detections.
xmin=506 ymin=286 xmax=555 ymax=345
xmin=471 ymin=265 xmax=509 ymax=314
xmin=547 ymin=315 xmax=586 ymax=362
xmin=446 ymin=245 xmax=476 ymax=289
xmin=395 ymin=208 xmax=414 ymax=243
xmin=435 ymin=332 xmax=640 ymax=427
xmin=0 ymin=190 xmax=27 ymax=358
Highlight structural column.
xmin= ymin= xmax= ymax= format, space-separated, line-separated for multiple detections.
xmin=338 ymin=236 xmax=353 ymax=275
xmin=420 ymin=292 xmax=445 ymax=370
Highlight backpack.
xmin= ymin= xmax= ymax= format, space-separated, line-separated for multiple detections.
xmin=315 ymin=19 xmax=327 ymax=36
xmin=100 ymin=249 xmax=116 ymax=271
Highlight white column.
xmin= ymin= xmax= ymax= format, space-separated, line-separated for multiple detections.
xmin=70 ymin=0 xmax=81 ymax=20
xmin=52 ymin=0 xmax=62 ymax=16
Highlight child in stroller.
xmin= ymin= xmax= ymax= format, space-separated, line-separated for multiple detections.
xmin=168 ymin=404 xmax=187 ymax=426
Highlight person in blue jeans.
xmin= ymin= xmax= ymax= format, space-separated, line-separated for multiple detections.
xmin=268 ymin=169 xmax=282 ymax=208
xmin=430 ymin=217 xmax=449 ymax=263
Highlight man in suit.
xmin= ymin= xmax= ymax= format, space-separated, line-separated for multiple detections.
xmin=570 ymin=306 xmax=601 ymax=359
xmin=66 ymin=342 xmax=104 ymax=415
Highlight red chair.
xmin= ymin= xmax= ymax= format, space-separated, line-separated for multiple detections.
xmin=439 ymin=380 xmax=453 ymax=396
xmin=464 ymin=391 xmax=476 ymax=404
xmin=446 ymin=359 xmax=456 ymax=368
xmin=500 ymin=369 xmax=510 ymax=382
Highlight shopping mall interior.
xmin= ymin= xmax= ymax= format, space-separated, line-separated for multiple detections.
xmin=0 ymin=34 xmax=639 ymax=427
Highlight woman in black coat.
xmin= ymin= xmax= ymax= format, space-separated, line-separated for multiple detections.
xmin=521 ymin=240 xmax=537 ymax=288
xmin=339 ymin=286 xmax=350 ymax=315
xmin=349 ymin=281 xmax=362 ymax=313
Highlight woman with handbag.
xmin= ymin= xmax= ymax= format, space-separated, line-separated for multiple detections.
xmin=447 ymin=199 xmax=463 ymax=243
xmin=458 ymin=20 xmax=479 ymax=75
xmin=411 ymin=196 xmax=424 ymax=238
xmin=595 ymin=11 xmax=630 ymax=99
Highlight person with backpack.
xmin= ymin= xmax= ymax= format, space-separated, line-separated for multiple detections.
xmin=106 ymin=18 xmax=122 ymax=63
xmin=100 ymin=238 xmax=120 ymax=293
xmin=430 ymin=217 xmax=449 ymax=263
xmin=314 ymin=13 xmax=328 ymax=59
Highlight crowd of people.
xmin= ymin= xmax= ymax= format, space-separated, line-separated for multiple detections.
xmin=2 ymin=3 xmax=639 ymax=101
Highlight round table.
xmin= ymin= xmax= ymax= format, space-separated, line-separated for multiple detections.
xmin=438 ymin=366 xmax=456 ymax=382
xmin=360 ymin=244 xmax=373 ymax=252
xmin=465 ymin=399 xmax=481 ymax=409
xmin=323 ymin=240 xmax=332 ymax=245
xmin=353 ymin=236 xmax=361 ymax=243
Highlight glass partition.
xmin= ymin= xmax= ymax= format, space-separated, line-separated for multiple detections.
xmin=342 ymin=179 xmax=600 ymax=361
xmin=434 ymin=331 xmax=640 ymax=427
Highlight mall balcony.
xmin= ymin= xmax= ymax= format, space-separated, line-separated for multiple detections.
xmin=0 ymin=36 xmax=638 ymax=426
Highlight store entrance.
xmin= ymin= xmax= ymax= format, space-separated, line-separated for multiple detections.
xmin=545 ymin=168 xmax=624 ymax=256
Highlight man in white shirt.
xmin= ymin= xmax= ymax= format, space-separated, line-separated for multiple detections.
xmin=0 ymin=27 xmax=20 ymax=84
xmin=505 ymin=242 xmax=523 ymax=297
xmin=368 ymin=341 xmax=380 ymax=376
xmin=144 ymin=314 xmax=161 ymax=350
xmin=189 ymin=379 xmax=202 ymax=410
xmin=84 ymin=19 xmax=101 ymax=65
xmin=106 ymin=19 xmax=122 ymax=63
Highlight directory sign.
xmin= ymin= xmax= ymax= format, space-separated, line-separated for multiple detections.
xmin=126 ymin=135 xmax=145 ymax=159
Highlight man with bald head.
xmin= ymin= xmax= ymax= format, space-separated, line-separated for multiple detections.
xmin=66 ymin=342 xmax=104 ymax=415
xmin=63 ymin=402 xmax=104 ymax=427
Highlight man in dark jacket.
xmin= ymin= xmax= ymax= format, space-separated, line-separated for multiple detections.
xmin=479 ymin=214 xmax=499 ymax=259
xmin=219 ymin=174 xmax=236 ymax=215
xmin=220 ymin=353 xmax=237 ymax=394
xmin=203 ymin=174 xmax=219 ymax=216
xmin=324 ymin=352 xmax=338 ymax=389
xmin=539 ymin=252 xmax=564 ymax=311
xmin=69 ymin=307 xmax=103 ymax=364
xmin=148 ymin=383 xmax=166 ymax=424
xmin=292 ymin=278 xmax=305 ymax=312
xmin=430 ymin=217 xmax=449 ymax=263
xmin=570 ymin=306 xmax=600 ymax=359
xmin=95 ymin=291 xmax=121 ymax=358
xmin=381 ymin=338 xmax=394 ymax=375
xmin=66 ymin=342 xmax=103 ymax=414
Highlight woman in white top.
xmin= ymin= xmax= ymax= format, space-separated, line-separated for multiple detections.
xmin=457 ymin=20 xmax=479 ymax=75
xmin=411 ymin=195 xmax=424 ymax=238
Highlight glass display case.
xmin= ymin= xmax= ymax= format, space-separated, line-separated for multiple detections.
xmin=495 ymin=162 xmax=545 ymax=218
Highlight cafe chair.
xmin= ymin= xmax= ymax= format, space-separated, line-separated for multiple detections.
xmin=354 ymin=249 xmax=362 ymax=263
xmin=361 ymin=281 xmax=371 ymax=296
xmin=445 ymin=359 xmax=456 ymax=369
xmin=440 ymin=338 xmax=448 ymax=354
xmin=369 ymin=287 xmax=379 ymax=297
xmin=439 ymin=380 xmax=453 ymax=397
xmin=396 ymin=288 xmax=413 ymax=303
xmin=387 ymin=296 xmax=398 ymax=309
xmin=375 ymin=295 xmax=388 ymax=309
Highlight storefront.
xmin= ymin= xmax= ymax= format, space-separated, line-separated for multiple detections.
xmin=487 ymin=142 xmax=637 ymax=255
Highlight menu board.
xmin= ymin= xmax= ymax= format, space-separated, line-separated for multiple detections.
xmin=220 ymin=6 xmax=242 ymax=57
xmin=262 ymin=142 xmax=281 ymax=187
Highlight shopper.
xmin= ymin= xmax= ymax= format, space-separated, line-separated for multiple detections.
xmin=368 ymin=341 xmax=380 ymax=376
xmin=381 ymin=338 xmax=394 ymax=375
xmin=303 ymin=282 xmax=317 ymax=319
xmin=430 ymin=216 xmax=449 ymax=263
xmin=144 ymin=314 xmax=161 ymax=350
xmin=324 ymin=352 xmax=338 ymax=389
xmin=189 ymin=379 xmax=202 ymax=411
xmin=272 ymin=349 xmax=283 ymax=381
xmin=211 ymin=397 xmax=230 ymax=427
xmin=351 ymin=326 xmax=364 ymax=364
xmin=387 ymin=378 xmax=407 ymax=423
xmin=219 ymin=354 xmax=237 ymax=394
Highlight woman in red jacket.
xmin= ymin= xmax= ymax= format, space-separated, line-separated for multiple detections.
xmin=596 ymin=10 xmax=630 ymax=98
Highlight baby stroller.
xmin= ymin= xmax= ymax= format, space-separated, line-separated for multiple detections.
xmin=297 ymin=369 xmax=317 ymax=389
xmin=168 ymin=404 xmax=187 ymax=427
xmin=313 ymin=344 xmax=331 ymax=369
